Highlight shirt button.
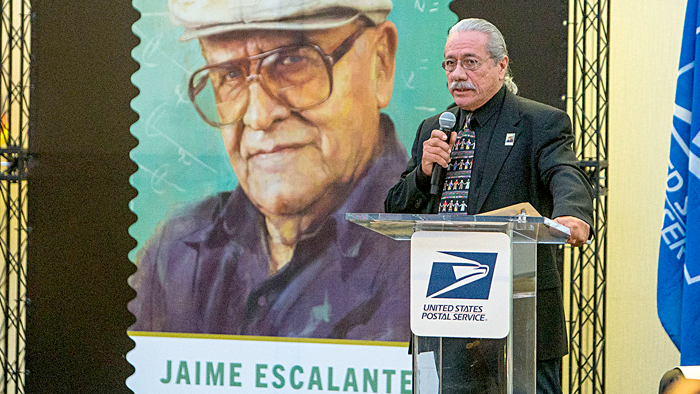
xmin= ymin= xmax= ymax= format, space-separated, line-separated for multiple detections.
xmin=257 ymin=296 xmax=267 ymax=307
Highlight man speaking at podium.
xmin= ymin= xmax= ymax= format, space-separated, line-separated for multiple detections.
xmin=385 ymin=18 xmax=594 ymax=394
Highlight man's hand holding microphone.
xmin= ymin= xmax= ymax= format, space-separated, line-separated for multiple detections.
xmin=422 ymin=112 xmax=457 ymax=195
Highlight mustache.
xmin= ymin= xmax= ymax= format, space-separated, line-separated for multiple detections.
xmin=450 ymin=80 xmax=476 ymax=90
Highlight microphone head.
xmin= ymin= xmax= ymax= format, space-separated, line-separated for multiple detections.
xmin=438 ymin=111 xmax=457 ymax=130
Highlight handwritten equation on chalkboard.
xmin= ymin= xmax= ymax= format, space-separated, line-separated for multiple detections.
xmin=133 ymin=20 xmax=222 ymax=199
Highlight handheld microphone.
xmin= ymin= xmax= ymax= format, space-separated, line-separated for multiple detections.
xmin=430 ymin=112 xmax=457 ymax=195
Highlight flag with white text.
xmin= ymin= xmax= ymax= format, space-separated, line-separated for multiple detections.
xmin=658 ymin=0 xmax=700 ymax=366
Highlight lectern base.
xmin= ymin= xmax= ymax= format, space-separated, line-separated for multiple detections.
xmin=413 ymin=336 xmax=506 ymax=394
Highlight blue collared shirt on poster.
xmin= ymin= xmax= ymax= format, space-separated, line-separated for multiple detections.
xmin=128 ymin=115 xmax=411 ymax=341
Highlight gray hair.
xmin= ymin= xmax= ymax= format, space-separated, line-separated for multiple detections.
xmin=448 ymin=18 xmax=518 ymax=95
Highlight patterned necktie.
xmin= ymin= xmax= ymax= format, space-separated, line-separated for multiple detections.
xmin=439 ymin=115 xmax=475 ymax=213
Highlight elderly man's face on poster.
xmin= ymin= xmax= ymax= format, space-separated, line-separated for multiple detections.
xmin=194 ymin=21 xmax=397 ymax=218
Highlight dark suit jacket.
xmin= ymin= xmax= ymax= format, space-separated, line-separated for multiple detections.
xmin=385 ymin=87 xmax=594 ymax=360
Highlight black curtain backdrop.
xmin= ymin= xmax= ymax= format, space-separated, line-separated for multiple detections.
xmin=27 ymin=1 xmax=138 ymax=393
xmin=24 ymin=1 xmax=566 ymax=393
xmin=450 ymin=0 xmax=569 ymax=110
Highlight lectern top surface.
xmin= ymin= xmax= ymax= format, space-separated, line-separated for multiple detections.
xmin=345 ymin=213 xmax=570 ymax=244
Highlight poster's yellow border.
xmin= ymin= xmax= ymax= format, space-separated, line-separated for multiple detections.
xmin=128 ymin=331 xmax=409 ymax=348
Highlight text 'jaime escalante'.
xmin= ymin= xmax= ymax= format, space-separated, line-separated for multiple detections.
xmin=160 ymin=360 xmax=412 ymax=393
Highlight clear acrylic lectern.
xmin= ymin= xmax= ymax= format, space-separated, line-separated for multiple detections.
xmin=346 ymin=212 xmax=570 ymax=394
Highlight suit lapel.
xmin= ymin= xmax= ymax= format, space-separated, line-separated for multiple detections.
xmin=474 ymin=91 xmax=521 ymax=213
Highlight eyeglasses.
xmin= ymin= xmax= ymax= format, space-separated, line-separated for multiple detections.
xmin=188 ymin=27 xmax=367 ymax=127
xmin=441 ymin=56 xmax=491 ymax=72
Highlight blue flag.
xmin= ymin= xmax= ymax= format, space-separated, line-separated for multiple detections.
xmin=658 ymin=0 xmax=700 ymax=366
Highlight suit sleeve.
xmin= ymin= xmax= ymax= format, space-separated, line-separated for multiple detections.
xmin=384 ymin=119 xmax=433 ymax=213
xmin=536 ymin=110 xmax=595 ymax=232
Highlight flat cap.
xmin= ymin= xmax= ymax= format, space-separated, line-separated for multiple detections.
xmin=169 ymin=0 xmax=393 ymax=41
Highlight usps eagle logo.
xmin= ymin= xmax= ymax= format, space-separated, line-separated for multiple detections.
xmin=426 ymin=252 xmax=498 ymax=300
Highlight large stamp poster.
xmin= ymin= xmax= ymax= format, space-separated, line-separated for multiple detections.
xmin=127 ymin=1 xmax=456 ymax=392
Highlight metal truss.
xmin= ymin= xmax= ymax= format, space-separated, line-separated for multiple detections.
xmin=565 ymin=0 xmax=609 ymax=393
xmin=0 ymin=0 xmax=30 ymax=393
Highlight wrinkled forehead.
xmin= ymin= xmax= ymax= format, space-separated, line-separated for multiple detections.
xmin=199 ymin=25 xmax=352 ymax=64
xmin=444 ymin=31 xmax=489 ymax=59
